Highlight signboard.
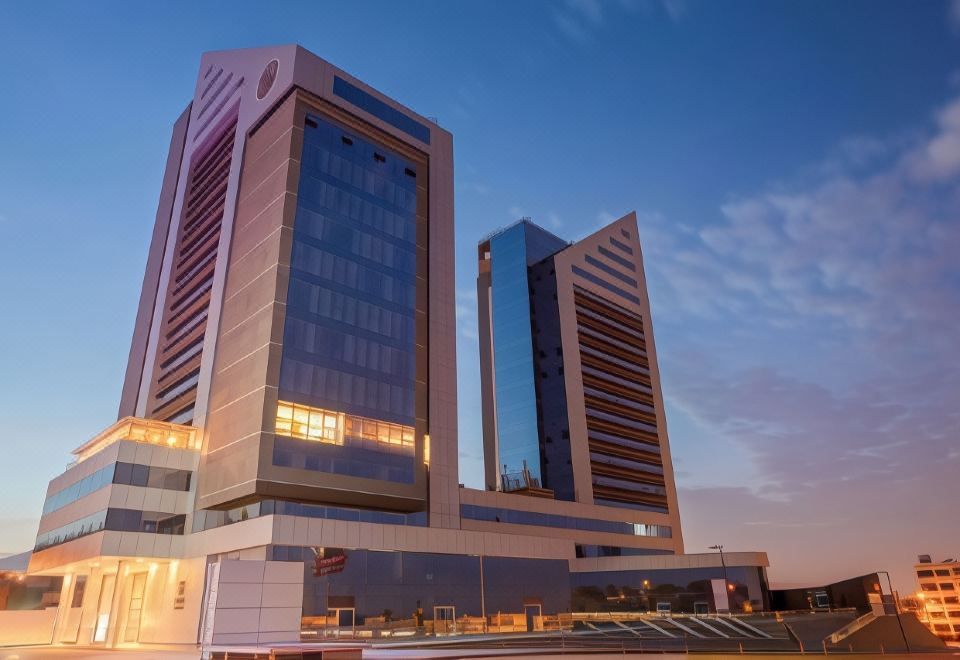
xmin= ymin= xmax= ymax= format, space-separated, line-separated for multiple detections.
xmin=174 ymin=580 xmax=186 ymax=609
xmin=313 ymin=550 xmax=347 ymax=577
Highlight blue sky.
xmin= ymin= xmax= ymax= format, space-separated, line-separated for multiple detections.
xmin=1 ymin=0 xmax=958 ymax=591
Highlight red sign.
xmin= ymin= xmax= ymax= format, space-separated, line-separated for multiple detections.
xmin=313 ymin=553 xmax=346 ymax=577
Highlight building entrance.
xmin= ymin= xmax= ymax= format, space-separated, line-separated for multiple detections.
xmin=433 ymin=605 xmax=456 ymax=634
xmin=123 ymin=573 xmax=147 ymax=642
xmin=524 ymin=603 xmax=542 ymax=632
xmin=326 ymin=607 xmax=355 ymax=637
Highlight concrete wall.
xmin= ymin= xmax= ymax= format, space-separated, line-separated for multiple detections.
xmin=0 ymin=608 xmax=57 ymax=646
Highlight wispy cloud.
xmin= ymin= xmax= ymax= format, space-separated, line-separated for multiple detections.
xmin=508 ymin=205 xmax=526 ymax=220
xmin=951 ymin=0 xmax=960 ymax=28
xmin=643 ymin=93 xmax=960 ymax=364
xmin=553 ymin=12 xmax=594 ymax=44
xmin=647 ymin=90 xmax=960 ymax=591
xmin=552 ymin=0 xmax=685 ymax=45
xmin=459 ymin=181 xmax=491 ymax=196
xmin=660 ymin=0 xmax=687 ymax=22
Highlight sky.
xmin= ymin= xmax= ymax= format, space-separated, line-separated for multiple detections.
xmin=0 ymin=0 xmax=958 ymax=593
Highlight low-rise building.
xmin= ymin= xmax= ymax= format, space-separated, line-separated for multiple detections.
xmin=914 ymin=555 xmax=960 ymax=643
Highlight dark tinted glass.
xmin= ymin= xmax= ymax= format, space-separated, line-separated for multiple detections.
xmin=192 ymin=499 xmax=427 ymax=532
xmin=130 ymin=464 xmax=150 ymax=487
xmin=571 ymin=566 xmax=766 ymax=614
xmin=275 ymin=113 xmax=421 ymax=484
xmin=332 ymin=76 xmax=431 ymax=144
xmin=113 ymin=462 xmax=132 ymax=485
xmin=460 ymin=504 xmax=671 ymax=538
xmin=34 ymin=510 xmax=108 ymax=550
xmin=488 ymin=223 xmax=568 ymax=489
xmin=276 ymin=547 xmax=569 ymax=622
xmin=111 ymin=463 xmax=191 ymax=492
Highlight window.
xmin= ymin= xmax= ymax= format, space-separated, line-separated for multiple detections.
xmin=918 ymin=570 xmax=935 ymax=577
xmin=922 ymin=583 xmax=939 ymax=591
xmin=71 ymin=576 xmax=87 ymax=608
xmin=105 ymin=463 xmax=193 ymax=490
xmin=936 ymin=570 xmax=951 ymax=576
xmin=332 ymin=76 xmax=431 ymax=144
xmin=584 ymin=254 xmax=638 ymax=288
xmin=460 ymin=504 xmax=671 ymax=537
xmin=571 ymin=266 xmax=640 ymax=304
xmin=276 ymin=401 xmax=343 ymax=444
xmin=609 ymin=236 xmax=633 ymax=254
xmin=940 ymin=583 xmax=955 ymax=590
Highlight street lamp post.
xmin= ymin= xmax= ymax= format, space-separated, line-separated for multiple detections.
xmin=709 ymin=545 xmax=731 ymax=614
xmin=878 ymin=570 xmax=910 ymax=653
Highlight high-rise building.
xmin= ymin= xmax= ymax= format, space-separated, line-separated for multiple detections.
xmin=117 ymin=44 xmax=458 ymax=526
xmin=10 ymin=45 xmax=770 ymax=649
xmin=478 ymin=215 xmax=683 ymax=535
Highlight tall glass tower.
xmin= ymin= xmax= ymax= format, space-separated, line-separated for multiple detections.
xmin=118 ymin=45 xmax=459 ymax=526
xmin=478 ymin=214 xmax=682 ymax=519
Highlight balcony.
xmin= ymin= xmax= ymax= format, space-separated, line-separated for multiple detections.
xmin=71 ymin=417 xmax=199 ymax=465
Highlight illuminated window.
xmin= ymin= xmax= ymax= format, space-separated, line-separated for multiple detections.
xmin=274 ymin=401 xmax=415 ymax=452
xmin=275 ymin=402 xmax=343 ymax=445
xmin=72 ymin=418 xmax=199 ymax=464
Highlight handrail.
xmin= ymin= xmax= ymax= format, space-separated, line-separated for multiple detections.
xmin=827 ymin=611 xmax=877 ymax=643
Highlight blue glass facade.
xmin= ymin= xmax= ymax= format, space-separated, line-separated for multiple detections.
xmin=333 ymin=77 xmax=432 ymax=145
xmin=35 ymin=508 xmax=186 ymax=551
xmin=570 ymin=566 xmax=769 ymax=613
xmin=192 ymin=500 xmax=428 ymax=533
xmin=488 ymin=223 xmax=567 ymax=487
xmin=275 ymin=112 xmax=420 ymax=484
xmin=270 ymin=547 xmax=571 ymax=621
xmin=528 ymin=257 xmax=575 ymax=500
xmin=42 ymin=463 xmax=192 ymax=515
xmin=460 ymin=504 xmax=671 ymax=537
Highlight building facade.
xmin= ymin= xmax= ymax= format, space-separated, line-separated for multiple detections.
xmin=478 ymin=216 xmax=683 ymax=547
xmin=914 ymin=556 xmax=960 ymax=643
xmin=16 ymin=45 xmax=770 ymax=648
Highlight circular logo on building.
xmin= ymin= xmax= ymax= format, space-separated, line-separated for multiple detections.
xmin=256 ymin=59 xmax=279 ymax=100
